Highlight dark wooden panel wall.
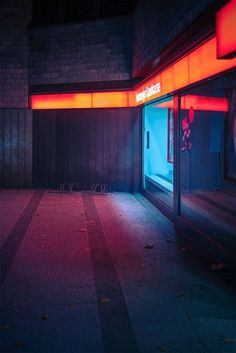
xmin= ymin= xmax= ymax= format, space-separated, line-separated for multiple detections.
xmin=0 ymin=109 xmax=32 ymax=188
xmin=33 ymin=107 xmax=142 ymax=192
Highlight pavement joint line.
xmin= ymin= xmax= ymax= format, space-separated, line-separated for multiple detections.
xmin=82 ymin=193 xmax=140 ymax=353
xmin=0 ymin=190 xmax=45 ymax=284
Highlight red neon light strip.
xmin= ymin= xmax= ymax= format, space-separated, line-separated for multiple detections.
xmin=31 ymin=93 xmax=92 ymax=109
xmin=155 ymin=95 xmax=228 ymax=111
xmin=31 ymin=91 xmax=136 ymax=110
xmin=31 ymin=35 xmax=236 ymax=110
xmin=216 ymin=0 xmax=236 ymax=59
xmin=135 ymin=36 xmax=236 ymax=105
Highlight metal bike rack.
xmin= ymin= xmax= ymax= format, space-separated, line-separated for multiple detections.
xmin=90 ymin=183 xmax=111 ymax=194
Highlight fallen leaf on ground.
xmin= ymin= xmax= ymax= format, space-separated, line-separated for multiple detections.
xmin=0 ymin=324 xmax=9 ymax=331
xmin=144 ymin=244 xmax=154 ymax=249
xmin=68 ymin=304 xmax=76 ymax=309
xmin=156 ymin=346 xmax=167 ymax=352
xmin=224 ymin=337 xmax=236 ymax=343
xmin=198 ymin=285 xmax=209 ymax=291
xmin=210 ymin=263 xmax=224 ymax=271
xmin=100 ymin=297 xmax=110 ymax=304
xmin=15 ymin=341 xmax=25 ymax=348
xmin=41 ymin=314 xmax=48 ymax=320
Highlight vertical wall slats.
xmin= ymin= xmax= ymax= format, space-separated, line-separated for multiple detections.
xmin=18 ymin=109 xmax=25 ymax=187
xmin=11 ymin=109 xmax=18 ymax=187
xmin=3 ymin=110 xmax=11 ymax=187
xmin=0 ymin=110 xmax=4 ymax=188
xmin=126 ymin=109 xmax=132 ymax=191
xmin=33 ymin=107 xmax=141 ymax=192
xmin=25 ymin=109 xmax=32 ymax=187
xmin=132 ymin=107 xmax=142 ymax=191
xmin=50 ymin=111 xmax=57 ymax=188
xmin=32 ymin=111 xmax=39 ymax=187
xmin=0 ymin=109 xmax=32 ymax=188
xmin=110 ymin=110 xmax=118 ymax=190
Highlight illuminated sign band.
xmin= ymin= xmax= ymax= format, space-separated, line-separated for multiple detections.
xmin=32 ymin=35 xmax=236 ymax=109
xmin=216 ymin=0 xmax=236 ymax=59
xmin=136 ymin=82 xmax=161 ymax=103
xmin=31 ymin=1 xmax=236 ymax=110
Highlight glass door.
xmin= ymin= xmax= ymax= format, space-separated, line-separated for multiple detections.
xmin=143 ymin=96 xmax=174 ymax=209
xmin=178 ymin=71 xmax=236 ymax=256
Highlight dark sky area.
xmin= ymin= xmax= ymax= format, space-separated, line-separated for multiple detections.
xmin=32 ymin=0 xmax=139 ymax=25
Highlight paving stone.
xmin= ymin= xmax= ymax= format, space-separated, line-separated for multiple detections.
xmin=133 ymin=320 xmax=208 ymax=353
xmin=191 ymin=317 xmax=236 ymax=353
xmin=1 ymin=191 xmax=236 ymax=353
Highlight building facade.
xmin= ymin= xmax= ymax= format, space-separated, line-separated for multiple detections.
xmin=0 ymin=0 xmax=235 ymax=269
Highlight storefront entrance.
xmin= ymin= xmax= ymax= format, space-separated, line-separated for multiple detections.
xmin=179 ymin=71 xmax=236 ymax=254
xmin=143 ymin=70 xmax=236 ymax=258
xmin=143 ymin=97 xmax=174 ymax=209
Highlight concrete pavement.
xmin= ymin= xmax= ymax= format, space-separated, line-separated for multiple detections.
xmin=0 ymin=190 xmax=236 ymax=353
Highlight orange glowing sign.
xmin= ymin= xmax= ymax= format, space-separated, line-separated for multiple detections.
xmin=31 ymin=93 xmax=92 ymax=109
xmin=154 ymin=95 xmax=229 ymax=112
xmin=31 ymin=35 xmax=236 ymax=110
xmin=216 ymin=0 xmax=236 ymax=59
xmin=31 ymin=91 xmax=136 ymax=110
xmin=135 ymin=36 xmax=236 ymax=105
xmin=92 ymin=92 xmax=129 ymax=108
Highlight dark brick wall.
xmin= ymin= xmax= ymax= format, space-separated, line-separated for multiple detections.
xmin=132 ymin=0 xmax=215 ymax=77
xmin=0 ymin=0 xmax=31 ymax=108
xmin=29 ymin=16 xmax=132 ymax=85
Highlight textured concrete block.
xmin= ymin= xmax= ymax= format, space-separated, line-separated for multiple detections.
xmin=132 ymin=0 xmax=215 ymax=77
xmin=29 ymin=16 xmax=132 ymax=85
xmin=0 ymin=0 xmax=31 ymax=108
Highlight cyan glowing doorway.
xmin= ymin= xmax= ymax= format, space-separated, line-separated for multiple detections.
xmin=143 ymin=97 xmax=174 ymax=209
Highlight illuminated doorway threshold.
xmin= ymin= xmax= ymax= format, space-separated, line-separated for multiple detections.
xmin=145 ymin=174 xmax=173 ymax=192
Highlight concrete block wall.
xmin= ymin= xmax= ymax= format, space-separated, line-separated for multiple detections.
xmin=29 ymin=16 xmax=132 ymax=85
xmin=132 ymin=0 xmax=215 ymax=77
xmin=0 ymin=0 xmax=31 ymax=108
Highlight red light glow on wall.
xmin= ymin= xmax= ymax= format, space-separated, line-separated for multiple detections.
xmin=216 ymin=0 xmax=236 ymax=59
xmin=155 ymin=96 xmax=229 ymax=112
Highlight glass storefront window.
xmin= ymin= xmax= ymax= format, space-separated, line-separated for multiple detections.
xmin=179 ymin=70 xmax=236 ymax=255
xmin=143 ymin=97 xmax=174 ymax=209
